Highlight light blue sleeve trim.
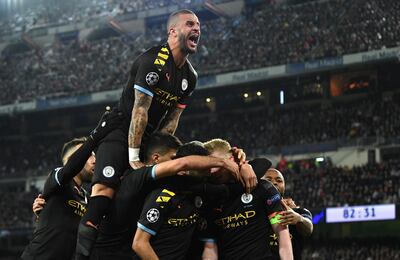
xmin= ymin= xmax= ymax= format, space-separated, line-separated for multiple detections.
xmin=200 ymin=238 xmax=216 ymax=243
xmin=134 ymin=84 xmax=154 ymax=97
xmin=54 ymin=167 xmax=62 ymax=186
xmin=151 ymin=165 xmax=157 ymax=180
xmin=137 ymin=222 xmax=156 ymax=236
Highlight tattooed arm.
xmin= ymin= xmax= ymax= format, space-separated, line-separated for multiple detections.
xmin=159 ymin=107 xmax=184 ymax=135
xmin=129 ymin=89 xmax=153 ymax=169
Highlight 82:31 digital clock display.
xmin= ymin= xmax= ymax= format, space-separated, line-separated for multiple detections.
xmin=326 ymin=204 xmax=396 ymax=223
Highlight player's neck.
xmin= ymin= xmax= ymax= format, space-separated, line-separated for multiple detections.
xmin=167 ymin=40 xmax=188 ymax=68
xmin=73 ymin=176 xmax=82 ymax=188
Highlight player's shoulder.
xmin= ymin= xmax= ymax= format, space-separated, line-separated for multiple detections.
xmin=294 ymin=207 xmax=313 ymax=219
xmin=50 ymin=167 xmax=63 ymax=174
xmin=47 ymin=167 xmax=63 ymax=179
xmin=123 ymin=165 xmax=155 ymax=180
xmin=145 ymin=187 xmax=178 ymax=209
xmin=257 ymin=179 xmax=276 ymax=191
xmin=136 ymin=44 xmax=169 ymax=63
xmin=256 ymin=179 xmax=282 ymax=202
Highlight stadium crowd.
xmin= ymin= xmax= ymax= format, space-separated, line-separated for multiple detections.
xmin=1 ymin=0 xmax=400 ymax=105
xmin=0 ymin=0 xmax=205 ymax=36
xmin=284 ymin=159 xmax=400 ymax=208
xmin=0 ymin=188 xmax=38 ymax=229
xmin=1 ymin=94 xmax=399 ymax=180
xmin=178 ymin=96 xmax=400 ymax=153
xmin=0 ymin=139 xmax=60 ymax=179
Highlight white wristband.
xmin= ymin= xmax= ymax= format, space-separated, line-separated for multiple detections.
xmin=129 ymin=148 xmax=140 ymax=162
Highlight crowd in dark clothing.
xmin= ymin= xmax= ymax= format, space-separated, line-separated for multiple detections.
xmin=1 ymin=0 xmax=400 ymax=105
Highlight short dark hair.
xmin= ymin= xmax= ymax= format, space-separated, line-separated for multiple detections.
xmin=61 ymin=137 xmax=87 ymax=163
xmin=143 ymin=132 xmax=182 ymax=162
xmin=167 ymin=9 xmax=196 ymax=34
xmin=175 ymin=141 xmax=210 ymax=159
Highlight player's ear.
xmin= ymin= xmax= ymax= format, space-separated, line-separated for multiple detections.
xmin=152 ymin=153 xmax=161 ymax=164
xmin=169 ymin=26 xmax=177 ymax=37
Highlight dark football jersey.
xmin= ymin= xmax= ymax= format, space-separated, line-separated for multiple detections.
xmin=93 ymin=174 xmax=214 ymax=259
xmin=135 ymin=188 xmax=200 ymax=260
xmin=21 ymin=167 xmax=88 ymax=260
xmin=267 ymin=207 xmax=312 ymax=260
xmin=202 ymin=180 xmax=285 ymax=260
xmin=93 ymin=166 xmax=156 ymax=259
xmin=118 ymin=43 xmax=197 ymax=134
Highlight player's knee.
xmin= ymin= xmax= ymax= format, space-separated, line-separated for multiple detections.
xmin=91 ymin=184 xmax=115 ymax=198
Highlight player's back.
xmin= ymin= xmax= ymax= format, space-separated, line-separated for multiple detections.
xmin=22 ymin=169 xmax=88 ymax=260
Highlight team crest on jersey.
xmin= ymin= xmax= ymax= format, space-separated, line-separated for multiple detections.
xmin=146 ymin=72 xmax=159 ymax=86
xmin=146 ymin=208 xmax=160 ymax=223
xmin=102 ymin=166 xmax=115 ymax=178
xmin=181 ymin=79 xmax=188 ymax=91
xmin=241 ymin=193 xmax=253 ymax=204
xmin=194 ymin=196 xmax=203 ymax=208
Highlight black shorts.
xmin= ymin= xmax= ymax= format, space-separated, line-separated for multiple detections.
xmin=92 ymin=117 xmax=151 ymax=189
xmin=92 ymin=127 xmax=129 ymax=189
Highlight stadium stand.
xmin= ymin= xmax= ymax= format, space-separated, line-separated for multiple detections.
xmin=283 ymin=159 xmax=400 ymax=208
xmin=178 ymin=94 xmax=400 ymax=153
xmin=1 ymin=0 xmax=400 ymax=105
xmin=0 ymin=0 xmax=210 ymax=36
xmin=1 ymin=0 xmax=399 ymax=259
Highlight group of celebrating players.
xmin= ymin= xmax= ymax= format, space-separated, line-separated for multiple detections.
xmin=21 ymin=9 xmax=313 ymax=260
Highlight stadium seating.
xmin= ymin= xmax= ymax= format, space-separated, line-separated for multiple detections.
xmin=1 ymin=0 xmax=400 ymax=105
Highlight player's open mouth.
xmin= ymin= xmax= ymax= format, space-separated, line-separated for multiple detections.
xmin=188 ymin=34 xmax=199 ymax=47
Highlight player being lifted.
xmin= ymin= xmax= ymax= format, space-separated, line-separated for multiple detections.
xmin=76 ymin=9 xmax=202 ymax=258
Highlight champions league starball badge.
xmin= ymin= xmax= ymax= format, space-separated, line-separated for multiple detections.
xmin=146 ymin=208 xmax=160 ymax=223
xmin=241 ymin=193 xmax=253 ymax=204
xmin=146 ymin=72 xmax=159 ymax=86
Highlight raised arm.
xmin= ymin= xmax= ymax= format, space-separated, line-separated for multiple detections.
xmin=43 ymin=110 xmax=123 ymax=197
xmin=154 ymin=155 xmax=239 ymax=180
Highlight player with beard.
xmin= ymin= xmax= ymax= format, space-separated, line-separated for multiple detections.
xmin=262 ymin=168 xmax=313 ymax=260
xmin=76 ymin=9 xmax=203 ymax=258
xmin=21 ymin=111 xmax=123 ymax=260
xmin=201 ymin=139 xmax=293 ymax=260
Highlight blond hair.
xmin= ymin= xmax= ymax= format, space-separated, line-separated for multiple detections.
xmin=204 ymin=138 xmax=232 ymax=155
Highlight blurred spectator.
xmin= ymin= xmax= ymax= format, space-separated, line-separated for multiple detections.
xmin=178 ymin=97 xmax=400 ymax=153
xmin=0 ymin=187 xmax=38 ymax=229
xmin=1 ymin=0 xmax=400 ymax=105
xmin=283 ymin=159 xmax=400 ymax=209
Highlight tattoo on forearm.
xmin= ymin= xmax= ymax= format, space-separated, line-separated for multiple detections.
xmin=129 ymin=90 xmax=152 ymax=148
xmin=161 ymin=108 xmax=183 ymax=134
